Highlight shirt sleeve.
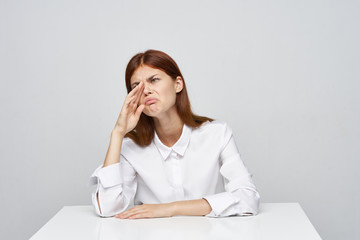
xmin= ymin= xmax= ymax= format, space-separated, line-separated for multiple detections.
xmin=203 ymin=123 xmax=260 ymax=217
xmin=89 ymin=155 xmax=137 ymax=217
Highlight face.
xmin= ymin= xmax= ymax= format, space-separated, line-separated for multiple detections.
xmin=130 ymin=65 xmax=183 ymax=118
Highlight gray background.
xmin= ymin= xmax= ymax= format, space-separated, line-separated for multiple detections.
xmin=1 ymin=0 xmax=359 ymax=239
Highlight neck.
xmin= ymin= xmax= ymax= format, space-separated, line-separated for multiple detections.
xmin=153 ymin=107 xmax=184 ymax=147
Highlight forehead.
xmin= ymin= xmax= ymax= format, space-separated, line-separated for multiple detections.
xmin=130 ymin=65 xmax=165 ymax=83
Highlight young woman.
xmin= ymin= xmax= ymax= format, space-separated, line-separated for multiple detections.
xmin=90 ymin=49 xmax=260 ymax=219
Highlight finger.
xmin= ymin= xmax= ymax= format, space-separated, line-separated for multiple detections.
xmin=124 ymin=83 xmax=143 ymax=110
xmin=116 ymin=208 xmax=134 ymax=217
xmin=118 ymin=210 xmax=144 ymax=219
xmin=134 ymin=104 xmax=145 ymax=119
xmin=125 ymin=96 xmax=144 ymax=114
xmin=129 ymin=213 xmax=151 ymax=219
xmin=127 ymin=84 xmax=140 ymax=99
xmin=124 ymin=95 xmax=137 ymax=107
xmin=116 ymin=207 xmax=144 ymax=219
xmin=128 ymin=81 xmax=143 ymax=98
xmin=133 ymin=82 xmax=144 ymax=105
xmin=127 ymin=211 xmax=148 ymax=219
xmin=116 ymin=211 xmax=130 ymax=218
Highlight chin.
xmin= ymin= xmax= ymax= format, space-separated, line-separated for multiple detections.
xmin=142 ymin=109 xmax=160 ymax=118
xmin=143 ymin=112 xmax=156 ymax=117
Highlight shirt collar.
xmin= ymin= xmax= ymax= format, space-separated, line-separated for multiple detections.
xmin=153 ymin=124 xmax=192 ymax=160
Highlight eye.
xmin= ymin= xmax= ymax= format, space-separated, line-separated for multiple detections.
xmin=131 ymin=82 xmax=139 ymax=90
xmin=151 ymin=78 xmax=159 ymax=83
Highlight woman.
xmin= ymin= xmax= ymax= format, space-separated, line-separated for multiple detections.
xmin=90 ymin=49 xmax=260 ymax=219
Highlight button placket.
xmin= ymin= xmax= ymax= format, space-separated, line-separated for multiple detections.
xmin=171 ymin=151 xmax=184 ymax=200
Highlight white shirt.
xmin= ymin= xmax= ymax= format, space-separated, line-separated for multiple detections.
xmin=90 ymin=120 xmax=260 ymax=217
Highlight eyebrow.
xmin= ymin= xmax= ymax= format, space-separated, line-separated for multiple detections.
xmin=131 ymin=74 xmax=158 ymax=87
xmin=147 ymin=74 xmax=158 ymax=81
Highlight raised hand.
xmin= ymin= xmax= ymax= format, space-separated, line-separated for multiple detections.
xmin=113 ymin=81 xmax=145 ymax=136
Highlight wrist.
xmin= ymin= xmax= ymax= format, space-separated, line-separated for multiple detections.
xmin=168 ymin=202 xmax=178 ymax=217
xmin=111 ymin=128 xmax=126 ymax=138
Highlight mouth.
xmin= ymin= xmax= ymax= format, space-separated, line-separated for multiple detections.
xmin=145 ymin=98 xmax=157 ymax=105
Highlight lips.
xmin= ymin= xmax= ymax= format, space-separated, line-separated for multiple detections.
xmin=145 ymin=98 xmax=157 ymax=105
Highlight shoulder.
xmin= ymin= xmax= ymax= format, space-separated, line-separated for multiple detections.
xmin=122 ymin=137 xmax=140 ymax=149
xmin=192 ymin=119 xmax=233 ymax=138
xmin=121 ymin=137 xmax=152 ymax=159
xmin=196 ymin=119 xmax=230 ymax=132
xmin=188 ymin=120 xmax=235 ymax=153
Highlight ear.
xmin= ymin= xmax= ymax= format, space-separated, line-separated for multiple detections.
xmin=174 ymin=76 xmax=184 ymax=93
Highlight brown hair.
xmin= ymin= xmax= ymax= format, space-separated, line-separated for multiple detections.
xmin=124 ymin=49 xmax=213 ymax=146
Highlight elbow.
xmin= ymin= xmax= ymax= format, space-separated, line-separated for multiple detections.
xmin=92 ymin=201 xmax=120 ymax=218
xmin=92 ymin=191 xmax=130 ymax=218
xmin=96 ymin=210 xmax=115 ymax=218
xmin=92 ymin=192 xmax=111 ymax=217
xmin=244 ymin=190 xmax=260 ymax=216
xmin=234 ymin=188 xmax=260 ymax=216
xmin=204 ymin=190 xmax=260 ymax=217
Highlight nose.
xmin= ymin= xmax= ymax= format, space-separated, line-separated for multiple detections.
xmin=143 ymin=82 xmax=152 ymax=95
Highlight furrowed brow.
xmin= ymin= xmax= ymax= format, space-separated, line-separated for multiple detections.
xmin=131 ymin=74 xmax=158 ymax=88
xmin=146 ymin=74 xmax=158 ymax=81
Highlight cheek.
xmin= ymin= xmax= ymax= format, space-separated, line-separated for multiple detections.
xmin=161 ymin=83 xmax=176 ymax=96
xmin=166 ymin=90 xmax=177 ymax=103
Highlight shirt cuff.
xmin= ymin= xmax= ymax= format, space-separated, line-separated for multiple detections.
xmin=91 ymin=163 xmax=123 ymax=188
xmin=203 ymin=192 xmax=237 ymax=217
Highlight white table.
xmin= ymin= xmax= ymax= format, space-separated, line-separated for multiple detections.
xmin=30 ymin=203 xmax=321 ymax=240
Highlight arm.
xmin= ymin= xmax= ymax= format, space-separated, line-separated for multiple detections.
xmin=90 ymin=82 xmax=145 ymax=217
xmin=95 ymin=130 xmax=124 ymax=215
xmin=95 ymin=130 xmax=125 ymax=215
xmin=115 ymin=123 xmax=259 ymax=219
xmin=202 ymin=123 xmax=260 ymax=217
xmin=115 ymin=198 xmax=212 ymax=219
xmin=103 ymin=80 xmax=145 ymax=168
xmin=90 ymin=154 xmax=137 ymax=217
xmin=172 ymin=198 xmax=212 ymax=216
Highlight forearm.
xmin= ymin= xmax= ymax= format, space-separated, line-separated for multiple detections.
xmin=171 ymin=198 xmax=212 ymax=216
xmin=97 ymin=129 xmax=124 ymax=214
xmin=103 ymin=129 xmax=125 ymax=168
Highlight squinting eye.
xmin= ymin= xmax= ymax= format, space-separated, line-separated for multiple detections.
xmin=151 ymin=78 xmax=159 ymax=83
xmin=131 ymin=83 xmax=139 ymax=90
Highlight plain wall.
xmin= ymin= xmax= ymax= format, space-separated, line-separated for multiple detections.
xmin=1 ymin=0 xmax=359 ymax=239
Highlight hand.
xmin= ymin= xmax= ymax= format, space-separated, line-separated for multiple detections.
xmin=115 ymin=203 xmax=174 ymax=219
xmin=113 ymin=81 xmax=145 ymax=136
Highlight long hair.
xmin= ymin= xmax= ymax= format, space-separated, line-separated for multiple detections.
xmin=124 ymin=49 xmax=213 ymax=146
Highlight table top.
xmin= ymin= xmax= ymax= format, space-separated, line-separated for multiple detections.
xmin=30 ymin=203 xmax=321 ymax=240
